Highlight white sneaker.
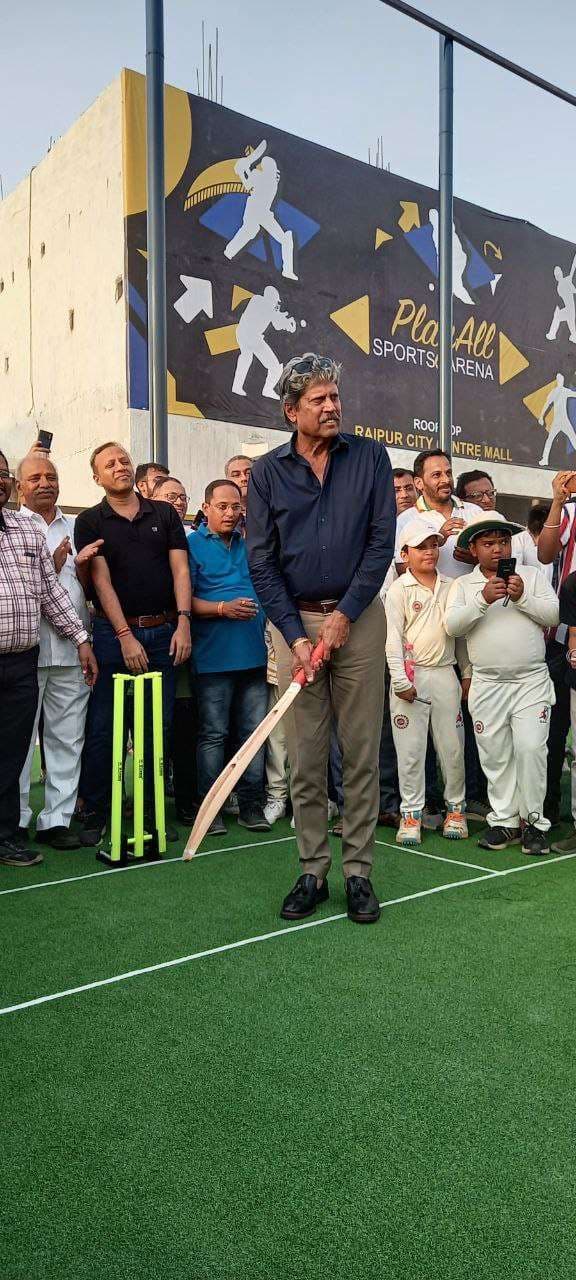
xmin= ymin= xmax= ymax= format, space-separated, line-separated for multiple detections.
xmin=264 ymin=798 xmax=286 ymax=825
xmin=396 ymin=812 xmax=422 ymax=846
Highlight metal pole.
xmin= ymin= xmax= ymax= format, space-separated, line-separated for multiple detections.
xmin=145 ymin=0 xmax=168 ymax=466
xmin=438 ymin=35 xmax=453 ymax=458
xmin=377 ymin=0 xmax=576 ymax=110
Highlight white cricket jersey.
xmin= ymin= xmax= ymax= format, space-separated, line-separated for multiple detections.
xmin=395 ymin=499 xmax=483 ymax=579
xmin=385 ymin=570 xmax=470 ymax=692
xmin=444 ymin=564 xmax=559 ymax=680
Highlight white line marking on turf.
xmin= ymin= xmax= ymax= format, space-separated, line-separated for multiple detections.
xmin=0 ymin=836 xmax=297 ymax=898
xmin=3 ymin=851 xmax=576 ymax=1018
xmin=375 ymin=838 xmax=500 ymax=875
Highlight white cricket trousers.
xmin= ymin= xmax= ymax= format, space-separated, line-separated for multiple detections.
xmin=390 ymin=665 xmax=465 ymax=815
xmin=468 ymin=672 xmax=553 ymax=833
xmin=19 ymin=665 xmax=90 ymax=831
xmin=265 ymin=684 xmax=289 ymax=802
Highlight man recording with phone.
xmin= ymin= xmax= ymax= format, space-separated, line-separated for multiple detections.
xmin=445 ymin=512 xmax=559 ymax=858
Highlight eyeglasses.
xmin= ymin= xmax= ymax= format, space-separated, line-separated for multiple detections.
xmin=162 ymin=491 xmax=188 ymax=504
xmin=467 ymin=488 xmax=496 ymax=501
xmin=211 ymin=502 xmax=242 ymax=513
xmin=0 ymin=470 xmax=14 ymax=484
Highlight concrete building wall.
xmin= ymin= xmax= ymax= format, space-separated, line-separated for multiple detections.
xmin=0 ymin=78 xmax=128 ymax=507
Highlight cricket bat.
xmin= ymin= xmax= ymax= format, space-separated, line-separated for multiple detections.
xmin=183 ymin=640 xmax=325 ymax=859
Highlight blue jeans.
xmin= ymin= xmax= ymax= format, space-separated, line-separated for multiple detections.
xmin=81 ymin=618 xmax=177 ymax=819
xmin=196 ymin=668 xmax=267 ymax=810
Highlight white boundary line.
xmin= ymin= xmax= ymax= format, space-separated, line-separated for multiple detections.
xmin=0 ymin=829 xmax=496 ymax=900
xmin=0 ymin=835 xmax=297 ymax=899
xmin=375 ymin=837 xmax=499 ymax=875
xmin=2 ymin=850 xmax=576 ymax=1018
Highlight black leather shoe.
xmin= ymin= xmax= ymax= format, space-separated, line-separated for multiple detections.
xmin=35 ymin=826 xmax=82 ymax=850
xmin=346 ymin=876 xmax=380 ymax=924
xmin=280 ymin=874 xmax=329 ymax=920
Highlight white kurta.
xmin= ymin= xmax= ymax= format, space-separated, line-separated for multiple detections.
xmin=18 ymin=506 xmax=90 ymax=831
xmin=445 ymin=565 xmax=559 ymax=831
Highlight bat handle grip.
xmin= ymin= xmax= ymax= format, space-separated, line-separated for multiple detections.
xmin=293 ymin=639 xmax=326 ymax=688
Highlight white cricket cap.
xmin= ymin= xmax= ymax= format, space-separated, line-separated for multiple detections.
xmin=400 ymin=520 xmax=442 ymax=549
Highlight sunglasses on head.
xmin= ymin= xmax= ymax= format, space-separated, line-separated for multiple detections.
xmin=277 ymin=355 xmax=335 ymax=397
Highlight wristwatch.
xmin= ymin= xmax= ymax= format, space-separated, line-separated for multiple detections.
xmin=177 ymin=610 xmax=192 ymax=619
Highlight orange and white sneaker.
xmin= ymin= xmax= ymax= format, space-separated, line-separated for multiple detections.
xmin=443 ymin=810 xmax=468 ymax=840
xmin=396 ymin=812 xmax=422 ymax=846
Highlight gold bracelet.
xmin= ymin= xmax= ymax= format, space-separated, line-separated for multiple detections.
xmin=291 ymin=637 xmax=310 ymax=652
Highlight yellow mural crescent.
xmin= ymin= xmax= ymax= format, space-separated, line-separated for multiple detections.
xmin=184 ymin=159 xmax=244 ymax=211
xmin=122 ymin=69 xmax=193 ymax=218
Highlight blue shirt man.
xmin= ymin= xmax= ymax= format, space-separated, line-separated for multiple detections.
xmin=187 ymin=524 xmax=266 ymax=672
xmin=188 ymin=478 xmax=269 ymax=835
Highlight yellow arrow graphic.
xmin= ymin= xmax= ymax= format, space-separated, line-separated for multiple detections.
xmin=398 ymin=201 xmax=420 ymax=233
xmin=484 ymin=240 xmax=503 ymax=261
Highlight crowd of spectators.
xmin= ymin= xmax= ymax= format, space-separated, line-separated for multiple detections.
xmin=1 ymin=361 xmax=575 ymax=912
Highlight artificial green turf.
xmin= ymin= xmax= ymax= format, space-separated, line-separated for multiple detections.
xmin=2 ymin=785 xmax=576 ymax=1278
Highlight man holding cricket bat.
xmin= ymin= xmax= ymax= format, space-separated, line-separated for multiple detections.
xmin=247 ymin=354 xmax=395 ymax=923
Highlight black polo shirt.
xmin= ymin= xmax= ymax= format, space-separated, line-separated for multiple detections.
xmin=75 ymin=496 xmax=188 ymax=616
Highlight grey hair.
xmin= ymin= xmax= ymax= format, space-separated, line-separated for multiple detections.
xmin=277 ymin=353 xmax=341 ymax=425
xmin=16 ymin=453 xmax=58 ymax=481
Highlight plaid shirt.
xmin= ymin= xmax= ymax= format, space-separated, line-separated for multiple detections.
xmin=0 ymin=509 xmax=89 ymax=655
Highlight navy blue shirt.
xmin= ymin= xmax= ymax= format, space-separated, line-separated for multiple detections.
xmin=187 ymin=523 xmax=266 ymax=674
xmin=246 ymin=432 xmax=396 ymax=646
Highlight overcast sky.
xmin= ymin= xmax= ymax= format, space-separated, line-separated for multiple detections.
xmin=2 ymin=0 xmax=575 ymax=243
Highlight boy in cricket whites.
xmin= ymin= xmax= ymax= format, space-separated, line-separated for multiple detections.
xmin=444 ymin=511 xmax=559 ymax=856
xmin=385 ymin=520 xmax=470 ymax=847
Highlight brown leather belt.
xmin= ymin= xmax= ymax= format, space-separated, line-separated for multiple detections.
xmin=296 ymin=599 xmax=339 ymax=615
xmin=95 ymin=609 xmax=177 ymax=628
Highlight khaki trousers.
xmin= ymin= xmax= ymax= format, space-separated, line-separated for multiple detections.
xmin=270 ymin=596 xmax=386 ymax=879
xmin=265 ymin=684 xmax=289 ymax=802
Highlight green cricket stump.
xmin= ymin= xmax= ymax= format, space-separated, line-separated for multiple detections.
xmin=96 ymin=671 xmax=166 ymax=866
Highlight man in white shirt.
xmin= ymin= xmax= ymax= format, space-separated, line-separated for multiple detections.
xmin=445 ymin=512 xmax=559 ymax=856
xmin=394 ymin=449 xmax=483 ymax=579
xmin=17 ymin=453 xmax=91 ymax=849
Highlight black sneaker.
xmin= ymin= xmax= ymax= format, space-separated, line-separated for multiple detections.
xmin=281 ymin=874 xmax=329 ymax=920
xmin=478 ymin=826 xmax=521 ymax=850
xmin=522 ymin=822 xmax=550 ymax=857
xmin=79 ymin=813 xmax=107 ymax=847
xmin=346 ymin=876 xmax=381 ymax=924
xmin=238 ymin=807 xmax=272 ymax=832
xmin=0 ymin=838 xmax=43 ymax=867
xmin=206 ymin=814 xmax=226 ymax=836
